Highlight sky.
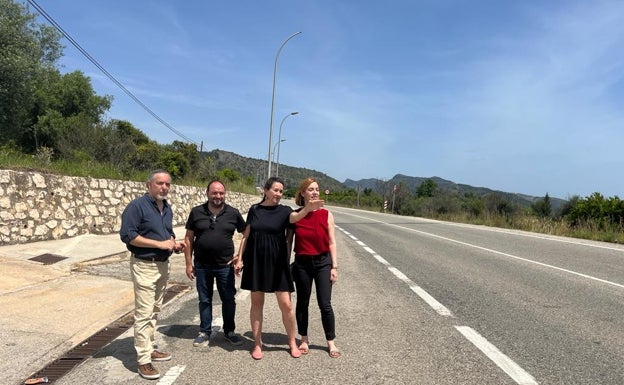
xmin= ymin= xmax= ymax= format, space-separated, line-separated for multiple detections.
xmin=27 ymin=0 xmax=624 ymax=199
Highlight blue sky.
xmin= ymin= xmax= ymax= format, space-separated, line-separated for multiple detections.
xmin=30 ymin=0 xmax=624 ymax=199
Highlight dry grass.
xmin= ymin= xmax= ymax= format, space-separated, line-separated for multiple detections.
xmin=434 ymin=212 xmax=624 ymax=244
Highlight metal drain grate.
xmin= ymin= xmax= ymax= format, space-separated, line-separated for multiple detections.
xmin=163 ymin=283 xmax=190 ymax=303
xmin=29 ymin=253 xmax=68 ymax=265
xmin=23 ymin=283 xmax=190 ymax=383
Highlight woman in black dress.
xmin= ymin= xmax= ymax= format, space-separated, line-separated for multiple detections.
xmin=234 ymin=177 xmax=322 ymax=360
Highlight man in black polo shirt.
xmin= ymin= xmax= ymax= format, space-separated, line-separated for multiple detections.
xmin=184 ymin=180 xmax=246 ymax=347
xmin=120 ymin=169 xmax=185 ymax=380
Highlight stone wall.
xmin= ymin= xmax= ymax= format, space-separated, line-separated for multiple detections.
xmin=0 ymin=169 xmax=260 ymax=245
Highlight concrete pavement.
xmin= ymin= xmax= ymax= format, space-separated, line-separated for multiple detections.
xmin=0 ymin=226 xmax=189 ymax=385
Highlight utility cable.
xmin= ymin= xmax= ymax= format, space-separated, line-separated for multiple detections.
xmin=26 ymin=0 xmax=198 ymax=146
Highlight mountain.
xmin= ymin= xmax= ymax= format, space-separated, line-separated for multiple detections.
xmin=205 ymin=149 xmax=565 ymax=210
xmin=344 ymin=174 xmax=567 ymax=210
xmin=204 ymin=149 xmax=345 ymax=192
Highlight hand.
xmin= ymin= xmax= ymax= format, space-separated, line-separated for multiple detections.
xmin=306 ymin=199 xmax=325 ymax=211
xmin=185 ymin=265 xmax=195 ymax=280
xmin=233 ymin=261 xmax=243 ymax=277
xmin=330 ymin=268 xmax=338 ymax=284
xmin=173 ymin=241 xmax=186 ymax=254
xmin=160 ymin=239 xmax=176 ymax=251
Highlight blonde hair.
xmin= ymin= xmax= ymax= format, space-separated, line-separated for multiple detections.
xmin=295 ymin=177 xmax=318 ymax=206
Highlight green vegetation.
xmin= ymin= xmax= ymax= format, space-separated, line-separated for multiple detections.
xmin=1 ymin=0 xmax=622 ymax=243
xmin=0 ymin=0 xmax=251 ymax=192
xmin=324 ymin=179 xmax=624 ymax=244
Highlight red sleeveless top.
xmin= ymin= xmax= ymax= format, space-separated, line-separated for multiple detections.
xmin=293 ymin=209 xmax=330 ymax=255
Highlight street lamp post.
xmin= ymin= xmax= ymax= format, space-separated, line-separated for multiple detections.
xmin=267 ymin=31 xmax=302 ymax=180
xmin=276 ymin=111 xmax=298 ymax=177
xmin=273 ymin=139 xmax=286 ymax=164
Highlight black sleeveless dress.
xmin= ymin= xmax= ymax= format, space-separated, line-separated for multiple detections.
xmin=241 ymin=204 xmax=295 ymax=292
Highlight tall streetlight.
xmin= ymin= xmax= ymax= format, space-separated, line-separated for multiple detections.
xmin=276 ymin=111 xmax=298 ymax=177
xmin=272 ymin=139 xmax=286 ymax=164
xmin=267 ymin=31 xmax=302 ymax=179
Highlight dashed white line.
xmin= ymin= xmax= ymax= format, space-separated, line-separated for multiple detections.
xmin=337 ymin=226 xmax=452 ymax=317
xmin=336 ymin=224 xmax=536 ymax=385
xmin=455 ymin=326 xmax=538 ymax=385
xmin=338 ymin=213 xmax=624 ymax=289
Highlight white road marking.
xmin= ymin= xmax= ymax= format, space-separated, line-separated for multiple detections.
xmin=157 ymin=365 xmax=186 ymax=385
xmin=337 ymin=213 xmax=624 ymax=289
xmin=455 ymin=326 xmax=538 ymax=385
xmin=337 ymin=226 xmax=451 ymax=316
xmin=335 ymin=208 xmax=624 ymax=253
xmin=389 ymin=266 xmax=453 ymax=317
xmin=336 ymin=224 xmax=537 ymax=385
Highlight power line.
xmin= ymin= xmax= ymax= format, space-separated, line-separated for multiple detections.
xmin=26 ymin=0 xmax=198 ymax=146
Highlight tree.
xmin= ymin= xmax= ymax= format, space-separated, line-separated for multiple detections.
xmin=27 ymin=70 xmax=111 ymax=153
xmin=0 ymin=0 xmax=63 ymax=144
xmin=565 ymin=192 xmax=624 ymax=230
xmin=416 ymin=179 xmax=438 ymax=198
xmin=123 ymin=142 xmax=162 ymax=173
xmin=216 ymin=168 xmax=240 ymax=183
xmin=113 ymin=119 xmax=150 ymax=145
xmin=555 ymin=195 xmax=579 ymax=219
xmin=462 ymin=192 xmax=484 ymax=217
xmin=531 ymin=193 xmax=552 ymax=218
xmin=170 ymin=140 xmax=199 ymax=172
xmin=484 ymin=192 xmax=516 ymax=219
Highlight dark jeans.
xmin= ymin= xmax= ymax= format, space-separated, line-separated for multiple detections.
xmin=195 ymin=262 xmax=237 ymax=334
xmin=292 ymin=252 xmax=336 ymax=341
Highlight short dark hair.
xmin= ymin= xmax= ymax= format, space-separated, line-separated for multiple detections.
xmin=207 ymin=179 xmax=225 ymax=191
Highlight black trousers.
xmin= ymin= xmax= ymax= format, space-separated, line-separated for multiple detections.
xmin=291 ymin=252 xmax=336 ymax=341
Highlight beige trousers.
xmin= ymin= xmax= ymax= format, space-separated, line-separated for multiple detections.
xmin=130 ymin=256 xmax=170 ymax=365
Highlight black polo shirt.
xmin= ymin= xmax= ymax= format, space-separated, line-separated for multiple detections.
xmin=185 ymin=203 xmax=245 ymax=266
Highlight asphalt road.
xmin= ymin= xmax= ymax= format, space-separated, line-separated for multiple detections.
xmin=55 ymin=207 xmax=624 ymax=384
xmin=332 ymin=207 xmax=624 ymax=384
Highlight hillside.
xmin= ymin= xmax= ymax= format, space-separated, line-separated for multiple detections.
xmin=344 ymin=174 xmax=567 ymax=211
xmin=205 ymin=149 xmax=565 ymax=210
xmin=204 ymin=149 xmax=345 ymax=192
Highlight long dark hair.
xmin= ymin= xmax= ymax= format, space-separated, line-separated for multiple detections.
xmin=259 ymin=176 xmax=285 ymax=203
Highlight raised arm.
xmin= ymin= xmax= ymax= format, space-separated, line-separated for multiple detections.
xmin=289 ymin=198 xmax=325 ymax=223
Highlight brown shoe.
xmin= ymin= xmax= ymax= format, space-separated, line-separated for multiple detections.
xmin=151 ymin=350 xmax=172 ymax=362
xmin=138 ymin=363 xmax=159 ymax=380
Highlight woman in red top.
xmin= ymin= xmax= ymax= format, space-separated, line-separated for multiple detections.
xmin=290 ymin=177 xmax=340 ymax=358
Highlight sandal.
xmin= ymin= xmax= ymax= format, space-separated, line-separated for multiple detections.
xmin=329 ymin=348 xmax=341 ymax=358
